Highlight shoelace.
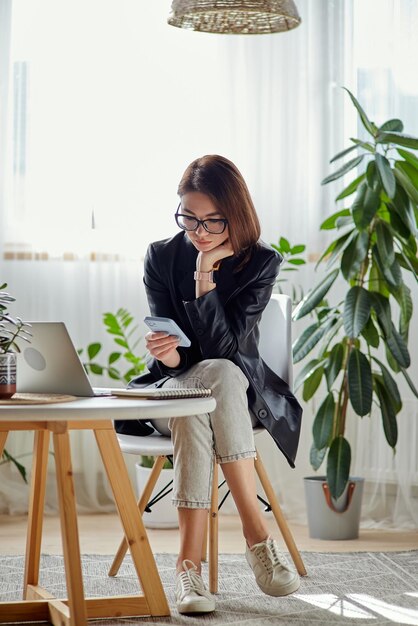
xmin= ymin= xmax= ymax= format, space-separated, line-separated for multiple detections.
xmin=254 ymin=539 xmax=288 ymax=574
xmin=178 ymin=560 xmax=206 ymax=596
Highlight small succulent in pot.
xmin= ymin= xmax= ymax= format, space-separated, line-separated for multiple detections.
xmin=0 ymin=283 xmax=32 ymax=399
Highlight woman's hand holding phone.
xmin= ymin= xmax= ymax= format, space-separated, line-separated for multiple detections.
xmin=145 ymin=331 xmax=181 ymax=368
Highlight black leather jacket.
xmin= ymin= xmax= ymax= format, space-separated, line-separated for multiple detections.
xmin=116 ymin=232 xmax=302 ymax=467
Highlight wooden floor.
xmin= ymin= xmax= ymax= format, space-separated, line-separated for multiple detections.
xmin=1 ymin=513 xmax=417 ymax=555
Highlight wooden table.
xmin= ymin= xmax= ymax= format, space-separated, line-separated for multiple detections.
xmin=0 ymin=395 xmax=216 ymax=625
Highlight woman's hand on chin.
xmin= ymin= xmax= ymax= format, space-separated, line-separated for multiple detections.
xmin=197 ymin=239 xmax=234 ymax=271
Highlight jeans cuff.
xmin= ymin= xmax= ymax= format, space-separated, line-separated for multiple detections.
xmin=172 ymin=499 xmax=211 ymax=509
xmin=216 ymin=449 xmax=256 ymax=464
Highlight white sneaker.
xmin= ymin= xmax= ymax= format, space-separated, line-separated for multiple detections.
xmin=245 ymin=537 xmax=300 ymax=597
xmin=175 ymin=559 xmax=216 ymax=614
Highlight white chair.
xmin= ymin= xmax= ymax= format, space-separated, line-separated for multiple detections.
xmin=109 ymin=294 xmax=307 ymax=591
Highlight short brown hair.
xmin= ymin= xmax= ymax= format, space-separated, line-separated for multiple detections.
xmin=177 ymin=155 xmax=261 ymax=256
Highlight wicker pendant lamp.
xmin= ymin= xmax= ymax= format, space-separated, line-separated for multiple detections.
xmin=168 ymin=0 xmax=301 ymax=34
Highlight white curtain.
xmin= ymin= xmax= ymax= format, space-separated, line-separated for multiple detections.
xmin=0 ymin=0 xmax=417 ymax=529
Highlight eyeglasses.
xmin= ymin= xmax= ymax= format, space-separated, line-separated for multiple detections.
xmin=175 ymin=205 xmax=228 ymax=235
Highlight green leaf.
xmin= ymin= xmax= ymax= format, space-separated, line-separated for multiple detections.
xmin=321 ymin=156 xmax=364 ymax=185
xmin=316 ymin=230 xmax=355 ymax=269
xmin=352 ymin=181 xmax=381 ymax=230
xmin=336 ymin=173 xmax=366 ymax=201
xmin=372 ymin=357 xmax=402 ymax=413
xmin=344 ymin=87 xmax=377 ymax=137
xmin=114 ymin=338 xmax=129 ymax=349
xmin=400 ymin=367 xmax=418 ymax=398
xmin=391 ymin=283 xmax=413 ymax=336
xmin=313 ymin=392 xmax=335 ymax=449
xmin=109 ymin=351 xmax=122 ymax=364
xmin=303 ymin=366 xmax=324 ymax=401
xmin=350 ymin=138 xmax=375 ymax=152
xmin=390 ymin=184 xmax=417 ymax=236
xmin=374 ymin=378 xmax=398 ymax=448
xmin=375 ymin=153 xmax=396 ymax=199
xmin=394 ymin=167 xmax=418 ymax=206
xmin=341 ymin=232 xmax=369 ymax=280
xmin=375 ymin=220 xmax=395 ymax=267
xmin=397 ymin=148 xmax=418 ymax=170
xmin=373 ymin=245 xmax=402 ymax=289
xmin=388 ymin=205 xmax=410 ymax=240
xmin=89 ymin=364 xmax=103 ymax=375
xmin=371 ymin=293 xmax=392 ymax=336
xmin=330 ymin=144 xmax=359 ymax=163
xmin=292 ymin=269 xmax=339 ymax=320
xmin=279 ymin=237 xmax=290 ymax=253
xmin=108 ymin=368 xmax=122 ymax=380
xmin=394 ymin=161 xmax=418 ymax=204
xmin=324 ymin=343 xmax=344 ymax=390
xmin=379 ymin=119 xmax=404 ymax=132
xmin=377 ymin=131 xmax=418 ymax=149
xmin=287 ymin=258 xmax=305 ymax=265
xmin=335 ymin=216 xmax=353 ymax=229
xmin=366 ymin=160 xmax=379 ymax=190
xmin=87 ymin=342 xmax=101 ymax=360
xmin=294 ymin=358 xmax=322 ymax=391
xmin=290 ymin=244 xmax=306 ymax=254
xmin=385 ymin=322 xmax=411 ymax=368
xmin=292 ymin=323 xmax=328 ymax=363
xmin=343 ymin=286 xmax=372 ymax=338
xmin=386 ymin=344 xmax=401 ymax=373
xmin=2 ymin=450 xmax=28 ymax=483
xmin=320 ymin=210 xmax=351 ymax=230
xmin=347 ymin=348 xmax=373 ymax=416
xmin=360 ymin=316 xmax=380 ymax=348
xmin=327 ymin=436 xmax=351 ymax=500
xmin=310 ymin=444 xmax=327 ymax=471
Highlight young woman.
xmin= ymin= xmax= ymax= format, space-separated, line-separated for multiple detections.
xmin=117 ymin=155 xmax=302 ymax=614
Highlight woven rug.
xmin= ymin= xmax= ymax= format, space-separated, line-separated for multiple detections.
xmin=1 ymin=552 xmax=417 ymax=624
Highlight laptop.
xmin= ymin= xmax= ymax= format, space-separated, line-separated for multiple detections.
xmin=16 ymin=322 xmax=112 ymax=397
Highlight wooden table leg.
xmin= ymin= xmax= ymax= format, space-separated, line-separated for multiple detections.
xmin=23 ymin=430 xmax=50 ymax=597
xmin=52 ymin=425 xmax=88 ymax=626
xmin=94 ymin=427 xmax=170 ymax=617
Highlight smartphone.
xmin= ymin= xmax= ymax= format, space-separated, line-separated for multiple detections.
xmin=144 ymin=316 xmax=191 ymax=347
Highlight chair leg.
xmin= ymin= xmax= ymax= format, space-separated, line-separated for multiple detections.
xmin=208 ymin=460 xmax=218 ymax=594
xmin=254 ymin=451 xmax=307 ymax=576
xmin=108 ymin=455 xmax=167 ymax=577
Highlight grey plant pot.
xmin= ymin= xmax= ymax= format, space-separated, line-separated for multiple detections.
xmin=0 ymin=352 xmax=17 ymax=399
xmin=304 ymin=475 xmax=364 ymax=540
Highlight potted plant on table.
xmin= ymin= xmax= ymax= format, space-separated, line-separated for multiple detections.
xmin=292 ymin=89 xmax=418 ymax=539
xmin=0 ymin=283 xmax=32 ymax=482
xmin=0 ymin=284 xmax=32 ymax=399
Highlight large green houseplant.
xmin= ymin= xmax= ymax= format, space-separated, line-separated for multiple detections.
xmin=293 ymin=89 xmax=418 ymax=501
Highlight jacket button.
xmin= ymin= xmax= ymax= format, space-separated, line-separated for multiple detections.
xmin=196 ymin=329 xmax=204 ymax=336
xmin=258 ymin=409 xmax=268 ymax=418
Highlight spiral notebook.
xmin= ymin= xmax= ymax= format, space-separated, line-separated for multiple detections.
xmin=108 ymin=387 xmax=212 ymax=400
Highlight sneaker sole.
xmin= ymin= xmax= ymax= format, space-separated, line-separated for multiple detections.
xmin=256 ymin=575 xmax=300 ymax=597
xmin=177 ymin=599 xmax=216 ymax=614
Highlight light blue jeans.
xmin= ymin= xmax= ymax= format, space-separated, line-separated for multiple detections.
xmin=150 ymin=359 xmax=257 ymax=509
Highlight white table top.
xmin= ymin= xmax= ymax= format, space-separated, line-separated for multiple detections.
xmin=0 ymin=395 xmax=217 ymax=422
